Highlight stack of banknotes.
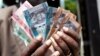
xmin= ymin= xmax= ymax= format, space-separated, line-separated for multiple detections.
xmin=11 ymin=1 xmax=80 ymax=46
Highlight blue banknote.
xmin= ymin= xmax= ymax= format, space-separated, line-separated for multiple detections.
xmin=24 ymin=2 xmax=48 ymax=40
xmin=45 ymin=7 xmax=57 ymax=38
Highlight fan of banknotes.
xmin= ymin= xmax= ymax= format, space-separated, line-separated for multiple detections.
xmin=11 ymin=1 xmax=80 ymax=45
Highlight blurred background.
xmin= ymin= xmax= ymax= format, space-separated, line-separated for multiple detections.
xmin=0 ymin=0 xmax=100 ymax=56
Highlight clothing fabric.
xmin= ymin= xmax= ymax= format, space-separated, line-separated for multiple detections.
xmin=0 ymin=5 xmax=26 ymax=56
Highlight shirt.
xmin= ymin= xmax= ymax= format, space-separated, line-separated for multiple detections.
xmin=0 ymin=5 xmax=26 ymax=56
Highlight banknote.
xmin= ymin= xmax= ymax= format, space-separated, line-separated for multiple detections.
xmin=45 ymin=7 xmax=57 ymax=38
xmin=47 ymin=8 xmax=77 ymax=38
xmin=54 ymin=10 xmax=79 ymax=33
xmin=64 ymin=18 xmax=81 ymax=33
xmin=12 ymin=1 xmax=33 ymax=26
xmin=11 ymin=1 xmax=80 ymax=46
xmin=55 ymin=11 xmax=78 ymax=32
xmin=24 ymin=2 xmax=48 ymax=40
xmin=60 ymin=11 xmax=79 ymax=32
xmin=11 ymin=1 xmax=33 ymax=39
xmin=61 ymin=10 xmax=80 ymax=32
xmin=13 ymin=22 xmax=31 ymax=46
xmin=57 ymin=9 xmax=71 ymax=30
xmin=47 ymin=7 xmax=63 ymax=39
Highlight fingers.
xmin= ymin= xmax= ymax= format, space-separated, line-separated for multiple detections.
xmin=51 ymin=51 xmax=60 ymax=56
xmin=73 ymin=51 xmax=80 ymax=56
xmin=32 ymin=39 xmax=52 ymax=56
xmin=21 ymin=35 xmax=42 ymax=56
xmin=50 ymin=37 xmax=65 ymax=56
xmin=53 ymin=33 xmax=70 ymax=55
xmin=62 ymin=27 xmax=80 ymax=56
xmin=56 ymin=31 xmax=79 ymax=56
xmin=63 ymin=27 xmax=80 ymax=43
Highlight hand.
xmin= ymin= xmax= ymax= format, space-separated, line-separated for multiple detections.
xmin=51 ymin=27 xmax=80 ymax=56
xmin=21 ymin=35 xmax=60 ymax=56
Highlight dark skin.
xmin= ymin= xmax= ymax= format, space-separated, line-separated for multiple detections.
xmin=22 ymin=27 xmax=80 ymax=56
xmin=21 ymin=35 xmax=60 ymax=56
xmin=51 ymin=27 xmax=80 ymax=56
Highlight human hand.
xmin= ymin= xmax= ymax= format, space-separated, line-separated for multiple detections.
xmin=21 ymin=35 xmax=60 ymax=56
xmin=51 ymin=27 xmax=80 ymax=56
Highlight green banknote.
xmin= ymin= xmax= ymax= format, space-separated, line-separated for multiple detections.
xmin=13 ymin=22 xmax=31 ymax=46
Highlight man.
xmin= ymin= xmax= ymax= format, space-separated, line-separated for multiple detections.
xmin=0 ymin=0 xmax=80 ymax=56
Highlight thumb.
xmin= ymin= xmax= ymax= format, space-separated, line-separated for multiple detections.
xmin=51 ymin=51 xmax=60 ymax=56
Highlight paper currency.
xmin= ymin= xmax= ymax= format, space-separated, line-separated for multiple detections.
xmin=13 ymin=1 xmax=33 ymax=26
xmin=57 ymin=11 xmax=80 ymax=32
xmin=47 ymin=7 xmax=63 ymax=39
xmin=24 ymin=2 xmax=48 ymax=40
xmin=11 ymin=1 xmax=33 ymax=39
xmin=12 ymin=1 xmax=80 ymax=44
xmin=61 ymin=11 xmax=79 ymax=32
xmin=45 ymin=7 xmax=57 ymax=38
xmin=47 ymin=8 xmax=77 ymax=38
xmin=64 ymin=18 xmax=81 ymax=33
xmin=13 ymin=22 xmax=31 ymax=46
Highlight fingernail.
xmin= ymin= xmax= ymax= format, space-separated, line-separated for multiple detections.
xmin=54 ymin=34 xmax=60 ymax=40
xmin=54 ymin=51 xmax=60 ymax=56
xmin=50 ymin=37 xmax=58 ymax=46
xmin=57 ymin=31 xmax=60 ymax=34
xmin=63 ymin=27 xmax=68 ymax=31
xmin=57 ymin=31 xmax=62 ymax=36
xmin=57 ymin=7 xmax=60 ymax=11
xmin=45 ymin=39 xmax=52 ymax=46
xmin=36 ymin=35 xmax=42 ymax=41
